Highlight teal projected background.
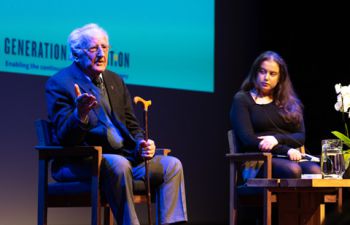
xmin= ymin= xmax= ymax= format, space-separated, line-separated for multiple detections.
xmin=1 ymin=0 xmax=214 ymax=92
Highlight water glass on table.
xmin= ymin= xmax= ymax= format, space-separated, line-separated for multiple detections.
xmin=321 ymin=139 xmax=345 ymax=179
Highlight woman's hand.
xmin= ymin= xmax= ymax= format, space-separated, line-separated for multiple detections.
xmin=287 ymin=148 xmax=302 ymax=161
xmin=258 ymin=135 xmax=278 ymax=151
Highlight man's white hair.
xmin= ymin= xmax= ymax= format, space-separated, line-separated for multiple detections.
xmin=67 ymin=23 xmax=109 ymax=60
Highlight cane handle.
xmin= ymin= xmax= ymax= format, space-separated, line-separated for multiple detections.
xmin=134 ymin=96 xmax=152 ymax=111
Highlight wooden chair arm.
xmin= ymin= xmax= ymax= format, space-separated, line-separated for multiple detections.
xmin=226 ymin=152 xmax=272 ymax=162
xmin=155 ymin=148 xmax=171 ymax=156
xmin=36 ymin=146 xmax=170 ymax=158
xmin=35 ymin=146 xmax=102 ymax=159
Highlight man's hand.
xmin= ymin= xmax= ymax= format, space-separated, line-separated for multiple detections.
xmin=139 ymin=139 xmax=156 ymax=159
xmin=74 ymin=84 xmax=97 ymax=121
xmin=258 ymin=135 xmax=278 ymax=151
xmin=287 ymin=148 xmax=302 ymax=161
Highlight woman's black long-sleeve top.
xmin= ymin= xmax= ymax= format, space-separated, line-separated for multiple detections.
xmin=230 ymin=91 xmax=305 ymax=155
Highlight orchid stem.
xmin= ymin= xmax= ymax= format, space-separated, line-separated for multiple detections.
xmin=341 ymin=94 xmax=349 ymax=138
xmin=345 ymin=120 xmax=349 ymax=138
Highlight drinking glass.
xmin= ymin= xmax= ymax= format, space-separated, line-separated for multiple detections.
xmin=321 ymin=139 xmax=345 ymax=179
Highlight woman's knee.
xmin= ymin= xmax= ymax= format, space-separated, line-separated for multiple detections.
xmin=287 ymin=165 xmax=302 ymax=178
xmin=308 ymin=164 xmax=321 ymax=174
xmin=301 ymin=162 xmax=321 ymax=174
xmin=272 ymin=159 xmax=302 ymax=178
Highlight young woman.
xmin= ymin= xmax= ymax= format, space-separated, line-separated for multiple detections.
xmin=230 ymin=51 xmax=320 ymax=178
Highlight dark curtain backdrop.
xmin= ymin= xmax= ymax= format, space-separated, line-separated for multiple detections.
xmin=0 ymin=1 xmax=349 ymax=224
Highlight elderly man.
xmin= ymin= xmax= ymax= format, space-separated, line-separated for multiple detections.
xmin=46 ymin=23 xmax=187 ymax=225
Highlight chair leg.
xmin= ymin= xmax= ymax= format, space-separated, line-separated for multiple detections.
xmin=37 ymin=200 xmax=47 ymax=225
xmin=37 ymin=187 xmax=47 ymax=225
xmin=229 ymin=159 xmax=237 ymax=225
xmin=38 ymin=159 xmax=48 ymax=225
xmin=337 ymin=188 xmax=343 ymax=213
xmin=263 ymin=189 xmax=272 ymax=225
xmin=104 ymin=207 xmax=114 ymax=225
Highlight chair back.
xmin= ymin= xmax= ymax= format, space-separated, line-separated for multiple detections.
xmin=229 ymin=130 xmax=264 ymax=181
xmin=35 ymin=119 xmax=54 ymax=146
xmin=227 ymin=129 xmax=273 ymax=225
xmin=228 ymin=130 xmax=237 ymax=154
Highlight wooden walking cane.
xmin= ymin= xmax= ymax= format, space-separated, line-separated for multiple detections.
xmin=134 ymin=96 xmax=153 ymax=225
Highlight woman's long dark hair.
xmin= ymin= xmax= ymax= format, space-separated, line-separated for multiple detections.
xmin=241 ymin=51 xmax=303 ymax=125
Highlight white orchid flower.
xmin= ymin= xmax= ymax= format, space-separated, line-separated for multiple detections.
xmin=335 ymin=100 xmax=342 ymax=111
xmin=335 ymin=83 xmax=342 ymax=94
xmin=343 ymin=95 xmax=350 ymax=113
xmin=332 ymin=83 xmax=350 ymax=147
xmin=340 ymin=85 xmax=350 ymax=95
xmin=334 ymin=83 xmax=350 ymax=116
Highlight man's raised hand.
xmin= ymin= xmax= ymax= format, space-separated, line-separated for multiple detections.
xmin=74 ymin=84 xmax=97 ymax=120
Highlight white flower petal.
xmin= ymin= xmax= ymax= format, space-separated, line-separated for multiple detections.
xmin=335 ymin=83 xmax=342 ymax=93
xmin=335 ymin=102 xmax=342 ymax=111
xmin=341 ymin=86 xmax=350 ymax=95
xmin=344 ymin=99 xmax=350 ymax=112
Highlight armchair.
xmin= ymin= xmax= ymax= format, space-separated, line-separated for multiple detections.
xmin=226 ymin=129 xmax=275 ymax=225
xmin=35 ymin=119 xmax=170 ymax=225
xmin=226 ymin=129 xmax=343 ymax=225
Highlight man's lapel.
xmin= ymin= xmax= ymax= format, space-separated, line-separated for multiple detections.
xmin=102 ymin=71 xmax=135 ymax=142
xmin=102 ymin=71 xmax=121 ymax=121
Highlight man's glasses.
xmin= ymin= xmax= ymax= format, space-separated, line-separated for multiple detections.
xmin=84 ymin=44 xmax=110 ymax=54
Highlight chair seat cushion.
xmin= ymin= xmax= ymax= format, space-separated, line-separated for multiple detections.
xmin=48 ymin=182 xmax=90 ymax=195
xmin=48 ymin=175 xmax=164 ymax=196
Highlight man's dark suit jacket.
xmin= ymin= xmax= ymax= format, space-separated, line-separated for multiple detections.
xmin=46 ymin=62 xmax=144 ymax=164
